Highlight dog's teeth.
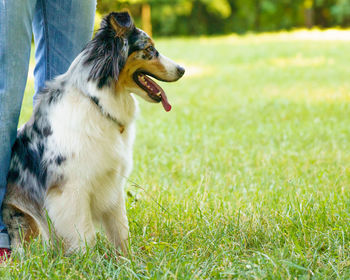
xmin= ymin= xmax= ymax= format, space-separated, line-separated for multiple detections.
xmin=156 ymin=92 xmax=161 ymax=97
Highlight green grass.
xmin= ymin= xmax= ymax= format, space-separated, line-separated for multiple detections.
xmin=2 ymin=30 xmax=350 ymax=279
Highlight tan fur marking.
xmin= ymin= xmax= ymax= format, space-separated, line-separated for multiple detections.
xmin=110 ymin=17 xmax=128 ymax=38
xmin=47 ymin=184 xmax=63 ymax=196
xmin=4 ymin=183 xmax=50 ymax=245
xmin=116 ymin=51 xmax=167 ymax=92
xmin=23 ymin=212 xmax=39 ymax=242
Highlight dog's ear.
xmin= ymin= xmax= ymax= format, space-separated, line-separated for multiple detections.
xmin=109 ymin=12 xmax=134 ymax=38
xmin=84 ymin=12 xmax=135 ymax=88
xmin=107 ymin=12 xmax=134 ymax=86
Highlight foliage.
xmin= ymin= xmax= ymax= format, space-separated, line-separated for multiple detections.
xmin=6 ymin=31 xmax=350 ymax=278
xmin=331 ymin=0 xmax=350 ymax=25
xmin=97 ymin=0 xmax=350 ymax=35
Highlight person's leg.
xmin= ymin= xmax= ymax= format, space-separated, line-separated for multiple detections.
xmin=32 ymin=0 xmax=96 ymax=103
xmin=0 ymin=0 xmax=36 ymax=248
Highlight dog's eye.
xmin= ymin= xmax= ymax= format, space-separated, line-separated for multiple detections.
xmin=145 ymin=46 xmax=159 ymax=57
xmin=146 ymin=46 xmax=155 ymax=53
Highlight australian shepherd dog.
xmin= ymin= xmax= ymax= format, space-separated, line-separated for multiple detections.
xmin=2 ymin=12 xmax=184 ymax=254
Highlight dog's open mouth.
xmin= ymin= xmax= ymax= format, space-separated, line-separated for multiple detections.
xmin=133 ymin=72 xmax=171 ymax=112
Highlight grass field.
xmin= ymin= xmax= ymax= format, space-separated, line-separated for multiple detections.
xmin=2 ymin=30 xmax=350 ymax=279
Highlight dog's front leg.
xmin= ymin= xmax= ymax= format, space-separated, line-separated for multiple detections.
xmin=102 ymin=193 xmax=129 ymax=254
xmin=45 ymin=187 xmax=96 ymax=253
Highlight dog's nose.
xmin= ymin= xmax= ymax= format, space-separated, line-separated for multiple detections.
xmin=177 ymin=65 xmax=185 ymax=77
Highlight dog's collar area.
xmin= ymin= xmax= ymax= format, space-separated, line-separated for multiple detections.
xmin=88 ymin=95 xmax=125 ymax=133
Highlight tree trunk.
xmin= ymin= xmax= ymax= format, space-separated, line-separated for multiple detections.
xmin=254 ymin=0 xmax=261 ymax=31
xmin=141 ymin=3 xmax=152 ymax=37
xmin=304 ymin=0 xmax=314 ymax=29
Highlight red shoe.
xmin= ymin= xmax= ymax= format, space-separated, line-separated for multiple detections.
xmin=0 ymin=248 xmax=11 ymax=263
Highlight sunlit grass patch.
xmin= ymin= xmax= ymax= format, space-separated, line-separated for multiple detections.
xmin=282 ymin=29 xmax=350 ymax=41
xmin=269 ymin=54 xmax=334 ymax=68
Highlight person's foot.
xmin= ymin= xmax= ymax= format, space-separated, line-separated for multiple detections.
xmin=0 ymin=248 xmax=11 ymax=263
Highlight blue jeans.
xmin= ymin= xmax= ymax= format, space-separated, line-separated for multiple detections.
xmin=0 ymin=0 xmax=96 ymax=248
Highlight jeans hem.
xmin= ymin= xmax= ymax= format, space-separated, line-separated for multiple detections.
xmin=0 ymin=232 xmax=11 ymax=249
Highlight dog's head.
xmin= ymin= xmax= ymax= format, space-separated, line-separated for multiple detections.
xmin=84 ymin=12 xmax=185 ymax=112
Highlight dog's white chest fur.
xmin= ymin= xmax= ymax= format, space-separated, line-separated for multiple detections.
xmin=43 ymin=85 xmax=137 ymax=250
xmin=49 ymin=87 xmax=135 ymax=182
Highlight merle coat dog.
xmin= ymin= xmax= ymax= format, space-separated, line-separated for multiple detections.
xmin=3 ymin=12 xmax=184 ymax=253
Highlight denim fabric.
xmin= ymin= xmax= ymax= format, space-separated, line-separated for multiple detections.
xmin=0 ymin=0 xmax=96 ymax=247
xmin=32 ymin=0 xmax=96 ymax=103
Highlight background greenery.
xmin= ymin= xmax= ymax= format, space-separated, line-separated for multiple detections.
xmin=96 ymin=0 xmax=350 ymax=36
xmin=1 ymin=29 xmax=350 ymax=278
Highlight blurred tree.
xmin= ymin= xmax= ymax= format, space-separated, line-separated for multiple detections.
xmin=141 ymin=2 xmax=152 ymax=35
xmin=304 ymin=0 xmax=314 ymax=28
xmin=115 ymin=0 xmax=232 ymax=36
xmin=96 ymin=0 xmax=350 ymax=36
xmin=200 ymin=0 xmax=232 ymax=18
xmin=331 ymin=0 xmax=350 ymax=25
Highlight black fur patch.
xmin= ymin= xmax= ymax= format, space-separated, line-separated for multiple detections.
xmin=43 ymin=126 xmax=53 ymax=137
xmin=48 ymin=88 xmax=63 ymax=105
xmin=32 ymin=122 xmax=41 ymax=135
xmin=12 ymin=212 xmax=24 ymax=218
xmin=37 ymin=87 xmax=63 ymax=105
xmin=7 ymin=168 xmax=19 ymax=182
xmin=55 ymin=155 xmax=66 ymax=166
xmin=127 ymin=28 xmax=149 ymax=54
xmin=91 ymin=96 xmax=100 ymax=107
xmin=11 ymin=133 xmax=47 ymax=188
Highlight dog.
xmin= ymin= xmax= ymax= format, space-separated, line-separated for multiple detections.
xmin=2 ymin=11 xmax=184 ymax=254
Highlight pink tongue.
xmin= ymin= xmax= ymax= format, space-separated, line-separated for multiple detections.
xmin=160 ymin=91 xmax=171 ymax=112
